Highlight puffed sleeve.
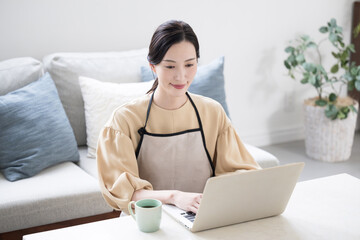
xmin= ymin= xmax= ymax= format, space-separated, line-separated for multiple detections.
xmin=214 ymin=125 xmax=261 ymax=175
xmin=96 ymin=127 xmax=153 ymax=214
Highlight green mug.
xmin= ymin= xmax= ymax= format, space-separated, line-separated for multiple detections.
xmin=128 ymin=199 xmax=162 ymax=233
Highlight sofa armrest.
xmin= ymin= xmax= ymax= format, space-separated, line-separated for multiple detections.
xmin=244 ymin=144 xmax=279 ymax=168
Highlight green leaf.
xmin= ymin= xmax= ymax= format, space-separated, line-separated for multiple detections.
xmin=306 ymin=42 xmax=317 ymax=48
xmin=284 ymin=60 xmax=291 ymax=70
xmin=301 ymin=35 xmax=310 ymax=41
xmin=337 ymin=111 xmax=346 ymax=119
xmin=350 ymin=105 xmax=358 ymax=114
xmin=353 ymin=23 xmax=360 ymax=38
xmin=348 ymin=81 xmax=355 ymax=91
xmin=300 ymin=78 xmax=308 ymax=84
xmin=335 ymin=26 xmax=343 ymax=34
xmin=341 ymin=60 xmax=349 ymax=68
xmin=329 ymin=33 xmax=337 ymax=43
xmin=312 ymin=66 xmax=318 ymax=74
xmin=329 ymin=93 xmax=337 ymax=102
xmin=341 ymin=107 xmax=350 ymax=114
xmin=325 ymin=104 xmax=338 ymax=119
xmin=355 ymin=80 xmax=360 ymax=91
xmin=318 ymin=65 xmax=327 ymax=75
xmin=309 ymin=75 xmax=316 ymax=85
xmin=319 ymin=26 xmax=328 ymax=33
xmin=340 ymin=51 xmax=348 ymax=61
xmin=285 ymin=46 xmax=295 ymax=53
xmin=287 ymin=55 xmax=297 ymax=66
xmin=303 ymin=63 xmax=316 ymax=73
xmin=331 ymin=64 xmax=339 ymax=73
xmin=330 ymin=18 xmax=337 ymax=27
xmin=351 ymin=67 xmax=358 ymax=75
xmin=316 ymin=99 xmax=328 ymax=106
xmin=348 ymin=44 xmax=356 ymax=53
xmin=296 ymin=54 xmax=305 ymax=64
xmin=344 ymin=72 xmax=353 ymax=81
xmin=332 ymin=52 xmax=338 ymax=58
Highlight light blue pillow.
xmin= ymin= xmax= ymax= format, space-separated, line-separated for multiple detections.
xmin=0 ymin=73 xmax=79 ymax=181
xmin=141 ymin=56 xmax=230 ymax=117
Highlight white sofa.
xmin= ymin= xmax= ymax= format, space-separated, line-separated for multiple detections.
xmin=0 ymin=49 xmax=279 ymax=235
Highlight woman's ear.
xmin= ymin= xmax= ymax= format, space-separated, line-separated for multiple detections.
xmin=149 ymin=63 xmax=156 ymax=73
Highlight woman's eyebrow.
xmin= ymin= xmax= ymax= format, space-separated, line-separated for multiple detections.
xmin=163 ymin=58 xmax=196 ymax=63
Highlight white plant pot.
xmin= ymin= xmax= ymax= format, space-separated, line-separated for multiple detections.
xmin=303 ymin=99 xmax=358 ymax=162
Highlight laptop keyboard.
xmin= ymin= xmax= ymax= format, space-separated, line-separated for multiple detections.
xmin=181 ymin=211 xmax=196 ymax=222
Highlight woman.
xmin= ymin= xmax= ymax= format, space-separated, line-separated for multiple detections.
xmin=97 ymin=20 xmax=260 ymax=215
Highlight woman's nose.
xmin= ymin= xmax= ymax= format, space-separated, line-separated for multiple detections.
xmin=174 ymin=67 xmax=185 ymax=81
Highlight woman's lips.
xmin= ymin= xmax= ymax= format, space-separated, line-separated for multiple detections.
xmin=171 ymin=84 xmax=186 ymax=89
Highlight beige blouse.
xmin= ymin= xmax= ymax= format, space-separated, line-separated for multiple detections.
xmin=96 ymin=93 xmax=261 ymax=212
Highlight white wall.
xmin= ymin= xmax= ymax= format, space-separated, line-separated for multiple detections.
xmin=0 ymin=0 xmax=356 ymax=146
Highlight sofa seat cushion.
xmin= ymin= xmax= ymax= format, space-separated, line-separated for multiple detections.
xmin=0 ymin=162 xmax=112 ymax=233
xmin=78 ymin=146 xmax=98 ymax=179
xmin=244 ymin=144 xmax=279 ymax=168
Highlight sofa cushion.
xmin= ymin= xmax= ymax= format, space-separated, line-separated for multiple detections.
xmin=0 ymin=162 xmax=112 ymax=233
xmin=79 ymin=76 xmax=154 ymax=158
xmin=78 ymin=146 xmax=98 ymax=178
xmin=43 ymin=49 xmax=148 ymax=146
xmin=141 ymin=56 xmax=230 ymax=117
xmin=0 ymin=73 xmax=79 ymax=182
xmin=0 ymin=57 xmax=43 ymax=96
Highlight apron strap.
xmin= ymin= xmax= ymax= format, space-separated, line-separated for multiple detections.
xmin=138 ymin=92 xmax=154 ymax=136
xmin=186 ymin=92 xmax=216 ymax=177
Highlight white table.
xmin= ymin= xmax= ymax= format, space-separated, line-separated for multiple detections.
xmin=23 ymin=174 xmax=360 ymax=240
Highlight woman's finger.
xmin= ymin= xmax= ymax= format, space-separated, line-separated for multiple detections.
xmin=193 ymin=201 xmax=200 ymax=209
xmin=189 ymin=205 xmax=198 ymax=214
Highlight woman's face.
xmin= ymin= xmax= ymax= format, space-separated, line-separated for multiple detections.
xmin=152 ymin=41 xmax=197 ymax=98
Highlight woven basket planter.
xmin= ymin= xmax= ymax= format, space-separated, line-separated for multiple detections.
xmin=303 ymin=97 xmax=359 ymax=162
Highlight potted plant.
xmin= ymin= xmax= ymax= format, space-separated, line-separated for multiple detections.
xmin=284 ymin=18 xmax=360 ymax=162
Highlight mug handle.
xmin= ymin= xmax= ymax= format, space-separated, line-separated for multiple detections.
xmin=128 ymin=201 xmax=136 ymax=220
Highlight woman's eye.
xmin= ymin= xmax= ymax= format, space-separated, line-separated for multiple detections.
xmin=186 ymin=64 xmax=194 ymax=67
xmin=165 ymin=66 xmax=175 ymax=69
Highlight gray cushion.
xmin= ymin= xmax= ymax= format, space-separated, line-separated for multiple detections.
xmin=0 ymin=162 xmax=112 ymax=233
xmin=43 ymin=49 xmax=148 ymax=146
xmin=0 ymin=73 xmax=79 ymax=181
xmin=0 ymin=57 xmax=43 ymax=96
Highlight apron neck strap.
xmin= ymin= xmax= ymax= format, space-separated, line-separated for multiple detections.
xmin=143 ymin=92 xmax=203 ymax=131
xmin=186 ymin=92 xmax=204 ymax=132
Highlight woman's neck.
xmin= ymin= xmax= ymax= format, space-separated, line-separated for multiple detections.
xmin=153 ymin=90 xmax=188 ymax=110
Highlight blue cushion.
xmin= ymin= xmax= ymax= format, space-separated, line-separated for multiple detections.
xmin=141 ymin=56 xmax=230 ymax=117
xmin=0 ymin=73 xmax=79 ymax=182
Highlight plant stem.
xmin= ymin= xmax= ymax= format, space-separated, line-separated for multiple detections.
xmin=316 ymin=37 xmax=328 ymax=65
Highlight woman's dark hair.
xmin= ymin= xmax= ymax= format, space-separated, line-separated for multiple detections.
xmin=147 ymin=20 xmax=200 ymax=94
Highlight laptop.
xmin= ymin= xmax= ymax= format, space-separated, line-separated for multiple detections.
xmin=162 ymin=162 xmax=304 ymax=232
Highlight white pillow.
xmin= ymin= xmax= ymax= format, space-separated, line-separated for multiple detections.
xmin=79 ymin=76 xmax=154 ymax=158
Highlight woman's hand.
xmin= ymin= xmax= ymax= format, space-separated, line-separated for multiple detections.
xmin=131 ymin=189 xmax=202 ymax=213
xmin=173 ymin=191 xmax=202 ymax=214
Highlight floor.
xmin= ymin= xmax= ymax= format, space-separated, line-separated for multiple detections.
xmin=261 ymin=130 xmax=360 ymax=182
